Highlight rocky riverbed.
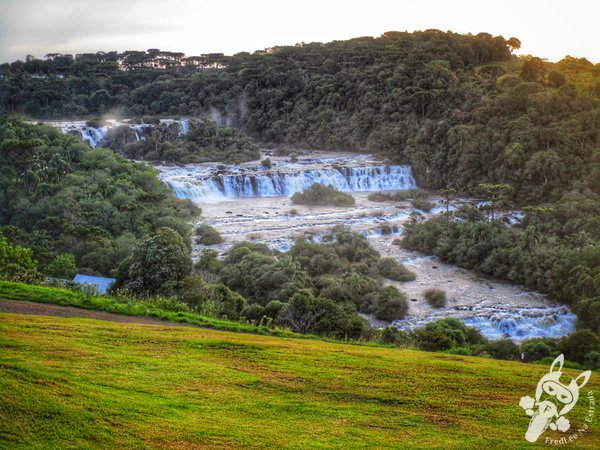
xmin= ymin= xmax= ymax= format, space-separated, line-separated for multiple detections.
xmin=158 ymin=151 xmax=575 ymax=341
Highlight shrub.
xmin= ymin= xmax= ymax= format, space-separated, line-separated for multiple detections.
xmin=374 ymin=286 xmax=408 ymax=321
xmin=45 ymin=254 xmax=77 ymax=279
xmin=261 ymin=158 xmax=272 ymax=169
xmin=483 ymin=339 xmax=520 ymax=360
xmin=376 ymin=257 xmax=416 ymax=282
xmin=242 ymin=303 xmax=266 ymax=322
xmin=195 ymin=224 xmax=223 ymax=245
xmin=291 ymin=183 xmax=355 ymax=206
xmin=264 ymin=300 xmax=284 ymax=319
xmin=584 ymin=351 xmax=600 ymax=370
xmin=367 ymin=192 xmax=389 ymax=202
xmin=412 ymin=329 xmax=455 ymax=351
xmin=411 ymin=197 xmax=435 ymax=212
xmin=413 ymin=318 xmax=486 ymax=351
xmin=424 ymin=288 xmax=447 ymax=308
xmin=520 ymin=339 xmax=557 ymax=362
xmin=559 ymin=329 xmax=600 ymax=364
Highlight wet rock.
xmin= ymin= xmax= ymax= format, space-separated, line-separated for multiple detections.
xmin=410 ymin=298 xmax=418 ymax=302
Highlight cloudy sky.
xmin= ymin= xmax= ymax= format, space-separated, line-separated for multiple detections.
xmin=0 ymin=0 xmax=598 ymax=63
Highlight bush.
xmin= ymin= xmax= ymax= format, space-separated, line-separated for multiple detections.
xmin=376 ymin=257 xmax=416 ymax=282
xmin=482 ymin=339 xmax=520 ymax=360
xmin=413 ymin=318 xmax=486 ymax=351
xmin=264 ymin=300 xmax=284 ymax=319
xmin=261 ymin=158 xmax=272 ymax=169
xmin=423 ymin=288 xmax=447 ymax=308
xmin=45 ymin=254 xmax=77 ymax=279
xmin=241 ymin=303 xmax=265 ymax=322
xmin=291 ymin=183 xmax=355 ymax=207
xmin=520 ymin=339 xmax=556 ymax=362
xmin=374 ymin=286 xmax=408 ymax=321
xmin=196 ymin=224 xmax=223 ymax=245
xmin=411 ymin=197 xmax=435 ymax=212
xmin=584 ymin=351 xmax=600 ymax=370
xmin=559 ymin=329 xmax=600 ymax=364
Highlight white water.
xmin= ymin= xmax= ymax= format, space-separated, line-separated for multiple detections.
xmin=162 ymin=165 xmax=416 ymax=200
xmin=52 ymin=118 xmax=190 ymax=148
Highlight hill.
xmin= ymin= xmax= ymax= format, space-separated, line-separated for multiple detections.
xmin=1 ymin=311 xmax=598 ymax=448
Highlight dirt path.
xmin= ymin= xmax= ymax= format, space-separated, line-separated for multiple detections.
xmin=0 ymin=298 xmax=198 ymax=328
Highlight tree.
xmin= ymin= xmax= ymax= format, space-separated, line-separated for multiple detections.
xmin=547 ymin=70 xmax=566 ymax=88
xmin=479 ymin=183 xmax=513 ymax=221
xmin=0 ymin=233 xmax=41 ymax=283
xmin=374 ymin=286 xmax=408 ymax=321
xmin=119 ymin=227 xmax=192 ymax=295
xmin=278 ymin=290 xmax=323 ymax=333
xmin=559 ymin=329 xmax=600 ymax=364
xmin=45 ymin=253 xmax=77 ymax=279
xmin=507 ymin=37 xmax=521 ymax=52
xmin=520 ymin=57 xmax=546 ymax=82
xmin=439 ymin=188 xmax=456 ymax=214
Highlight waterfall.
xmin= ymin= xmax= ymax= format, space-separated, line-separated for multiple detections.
xmin=461 ymin=306 xmax=576 ymax=340
xmin=162 ymin=165 xmax=417 ymax=201
xmin=58 ymin=118 xmax=191 ymax=148
xmin=392 ymin=304 xmax=576 ymax=341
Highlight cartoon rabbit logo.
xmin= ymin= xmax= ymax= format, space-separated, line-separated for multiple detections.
xmin=520 ymin=354 xmax=591 ymax=443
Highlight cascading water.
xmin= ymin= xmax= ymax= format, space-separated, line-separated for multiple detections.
xmin=162 ymin=165 xmax=417 ymax=201
xmin=56 ymin=118 xmax=191 ymax=148
xmin=461 ymin=306 xmax=576 ymax=340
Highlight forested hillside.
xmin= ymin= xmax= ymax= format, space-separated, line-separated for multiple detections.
xmin=0 ymin=117 xmax=199 ymax=276
xmin=2 ymin=30 xmax=600 ymax=203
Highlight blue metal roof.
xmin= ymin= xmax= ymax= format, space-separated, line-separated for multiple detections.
xmin=72 ymin=274 xmax=116 ymax=294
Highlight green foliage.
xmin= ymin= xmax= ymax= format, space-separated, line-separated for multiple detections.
xmin=0 ymin=280 xmax=294 ymax=337
xmin=241 ymin=303 xmax=265 ymax=322
xmin=402 ymin=215 xmax=600 ymax=306
xmin=584 ymin=351 xmax=600 ymax=370
xmin=376 ymin=257 xmax=415 ymax=282
xmin=520 ymin=338 xmax=557 ymax=362
xmin=368 ymin=189 xmax=427 ymax=203
xmin=482 ymin=339 xmax=520 ymax=360
xmin=520 ymin=57 xmax=546 ymax=82
xmin=44 ymin=253 xmax=77 ymax=279
xmin=410 ymin=197 xmax=435 ymax=212
xmin=195 ymin=224 xmax=223 ymax=245
xmin=423 ymin=288 xmax=447 ymax=308
xmin=373 ymin=286 xmax=408 ymax=321
xmin=559 ymin=329 xmax=600 ymax=364
xmin=2 ymin=33 xmax=599 ymax=206
xmin=0 ymin=117 xmax=198 ymax=277
xmin=118 ymin=227 xmax=193 ymax=296
xmin=291 ymin=183 xmax=355 ymax=207
xmin=124 ymin=120 xmax=260 ymax=164
xmin=0 ymin=232 xmax=41 ymax=283
xmin=412 ymin=318 xmax=485 ymax=352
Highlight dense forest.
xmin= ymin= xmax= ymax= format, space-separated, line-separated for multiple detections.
xmin=1 ymin=30 xmax=600 ymax=364
xmin=2 ymin=30 xmax=600 ymax=202
xmin=0 ymin=116 xmax=199 ymax=276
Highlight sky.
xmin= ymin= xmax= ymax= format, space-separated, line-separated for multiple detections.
xmin=0 ymin=0 xmax=599 ymax=63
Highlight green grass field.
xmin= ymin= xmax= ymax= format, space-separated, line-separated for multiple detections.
xmin=1 ymin=312 xmax=598 ymax=449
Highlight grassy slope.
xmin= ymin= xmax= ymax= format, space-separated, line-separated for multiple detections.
xmin=0 ymin=281 xmax=299 ymax=338
xmin=1 ymin=313 xmax=598 ymax=449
